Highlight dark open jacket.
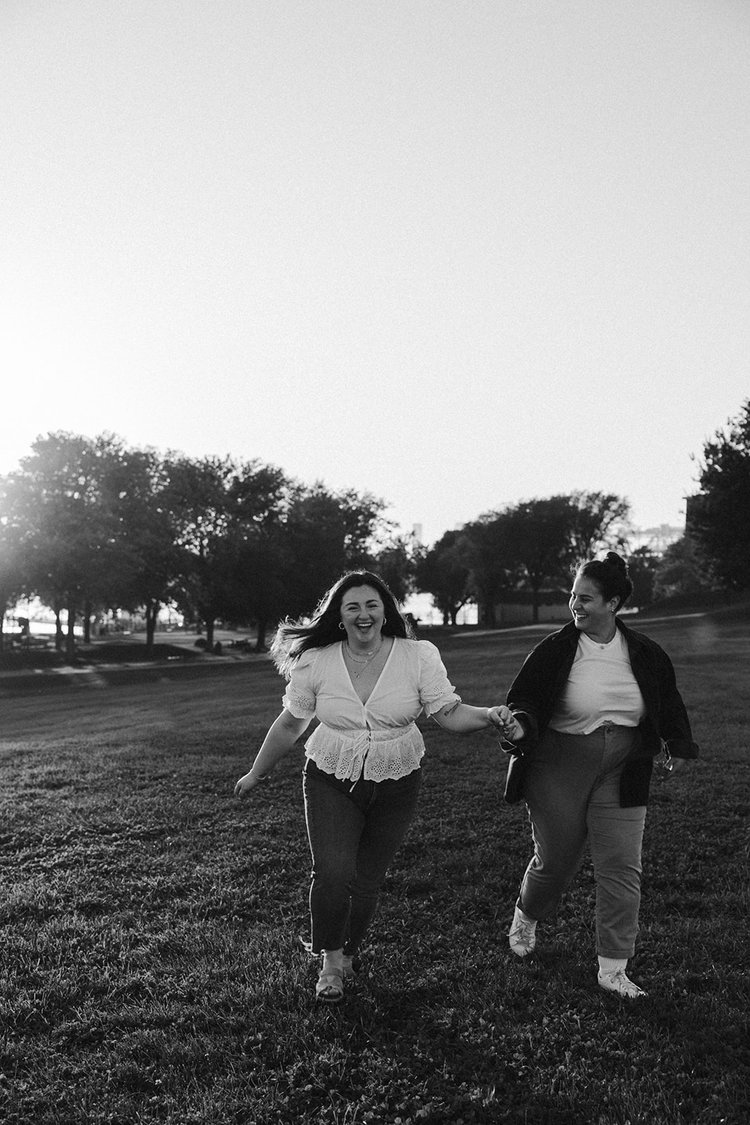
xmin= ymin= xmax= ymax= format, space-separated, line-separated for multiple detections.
xmin=503 ymin=619 xmax=700 ymax=807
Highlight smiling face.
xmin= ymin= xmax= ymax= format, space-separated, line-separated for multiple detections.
xmin=339 ymin=584 xmax=386 ymax=650
xmin=569 ymin=576 xmax=619 ymax=642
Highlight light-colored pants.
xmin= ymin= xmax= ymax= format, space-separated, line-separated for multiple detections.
xmin=519 ymin=723 xmax=647 ymax=960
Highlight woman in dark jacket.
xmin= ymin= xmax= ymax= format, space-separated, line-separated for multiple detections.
xmin=501 ymin=552 xmax=699 ymax=998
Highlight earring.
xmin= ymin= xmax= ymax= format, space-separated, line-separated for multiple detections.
xmin=338 ymin=622 xmax=345 ymax=631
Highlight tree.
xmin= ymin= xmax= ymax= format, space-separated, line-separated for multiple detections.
xmin=209 ymin=482 xmax=391 ymax=650
xmin=100 ymin=445 xmax=181 ymax=655
xmin=565 ymin=490 xmax=630 ymax=567
xmin=163 ymin=454 xmax=289 ymax=650
xmin=372 ymin=533 xmax=418 ymax=606
xmin=626 ymin=545 xmax=661 ymax=609
xmin=505 ymin=492 xmax=631 ymax=622
xmin=414 ymin=530 xmax=472 ymax=625
xmin=461 ymin=491 xmax=631 ymax=625
xmin=690 ymin=399 xmax=750 ymax=592
xmin=652 ymin=536 xmax=713 ymax=603
xmin=218 ymin=523 xmax=289 ymax=651
xmin=462 ymin=514 xmax=519 ymax=626
xmin=502 ymin=497 xmax=574 ymax=623
xmin=273 ymin=484 xmax=388 ymax=622
xmin=10 ymin=432 xmax=131 ymax=658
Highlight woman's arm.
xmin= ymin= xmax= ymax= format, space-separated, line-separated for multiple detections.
xmin=433 ymin=701 xmax=520 ymax=737
xmin=655 ymin=650 xmax=700 ymax=759
xmin=234 ymin=709 xmax=312 ymax=796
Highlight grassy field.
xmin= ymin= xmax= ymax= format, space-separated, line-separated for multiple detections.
xmin=0 ymin=613 xmax=748 ymax=1124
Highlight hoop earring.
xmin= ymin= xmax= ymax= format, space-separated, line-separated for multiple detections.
xmin=338 ymin=622 xmax=345 ymax=632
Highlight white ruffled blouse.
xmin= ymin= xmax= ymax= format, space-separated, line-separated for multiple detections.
xmin=282 ymin=638 xmax=461 ymax=782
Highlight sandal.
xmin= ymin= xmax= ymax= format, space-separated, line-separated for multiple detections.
xmin=315 ymin=967 xmax=344 ymax=1003
xmin=300 ymin=938 xmax=359 ymax=981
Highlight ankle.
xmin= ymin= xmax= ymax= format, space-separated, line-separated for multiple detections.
xmin=322 ymin=948 xmax=345 ymax=971
xmin=515 ymin=904 xmax=537 ymax=927
xmin=598 ymin=956 xmax=627 ymax=975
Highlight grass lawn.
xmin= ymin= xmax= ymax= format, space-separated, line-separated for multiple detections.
xmin=0 ymin=613 xmax=748 ymax=1124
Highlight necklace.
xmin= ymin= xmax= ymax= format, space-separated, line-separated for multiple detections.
xmin=345 ymin=639 xmax=384 ymax=678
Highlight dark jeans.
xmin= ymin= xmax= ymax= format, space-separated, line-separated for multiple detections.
xmin=302 ymin=758 xmax=422 ymax=955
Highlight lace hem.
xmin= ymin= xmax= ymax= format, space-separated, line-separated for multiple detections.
xmin=305 ymin=723 xmax=425 ymax=782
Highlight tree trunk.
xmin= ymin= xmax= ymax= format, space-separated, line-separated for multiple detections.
xmin=55 ymin=608 xmax=64 ymax=652
xmin=83 ymin=600 xmax=92 ymax=644
xmin=255 ymin=620 xmax=268 ymax=652
xmin=145 ymin=601 xmax=159 ymax=656
xmin=66 ymin=605 xmax=76 ymax=661
xmin=204 ymin=618 xmax=215 ymax=651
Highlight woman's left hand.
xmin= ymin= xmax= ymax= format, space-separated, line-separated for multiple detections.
xmin=658 ymin=756 xmax=686 ymax=778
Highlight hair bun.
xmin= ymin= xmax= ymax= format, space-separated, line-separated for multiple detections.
xmin=605 ymin=551 xmax=627 ymax=572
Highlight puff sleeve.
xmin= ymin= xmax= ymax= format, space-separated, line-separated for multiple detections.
xmin=282 ymin=653 xmax=317 ymax=719
xmin=417 ymin=640 xmax=461 ymax=716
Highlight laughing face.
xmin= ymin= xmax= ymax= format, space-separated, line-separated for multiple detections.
xmin=569 ymin=576 xmax=619 ymax=643
xmin=339 ymin=584 xmax=386 ymax=651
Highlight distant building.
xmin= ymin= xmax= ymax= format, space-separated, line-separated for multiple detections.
xmin=684 ymin=495 xmax=704 ymax=534
xmin=629 ymin=524 xmax=684 ymax=553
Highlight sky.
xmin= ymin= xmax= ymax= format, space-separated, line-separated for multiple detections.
xmin=1 ymin=0 xmax=749 ymax=547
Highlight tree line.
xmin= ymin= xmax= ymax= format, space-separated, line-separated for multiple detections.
xmin=417 ymin=398 xmax=750 ymax=624
xmin=1 ymin=401 xmax=747 ymax=654
xmin=416 ymin=491 xmax=633 ymax=626
xmin=0 ymin=432 xmax=412 ymax=657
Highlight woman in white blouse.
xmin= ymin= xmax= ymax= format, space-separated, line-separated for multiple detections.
xmin=235 ymin=570 xmax=513 ymax=1003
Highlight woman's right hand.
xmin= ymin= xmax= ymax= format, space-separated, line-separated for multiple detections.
xmin=234 ymin=771 xmax=266 ymax=797
xmin=487 ymin=706 xmax=524 ymax=742
xmin=233 ymin=711 xmax=310 ymax=799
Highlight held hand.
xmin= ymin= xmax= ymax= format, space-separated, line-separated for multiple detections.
xmin=487 ymin=706 xmax=523 ymax=741
xmin=234 ymin=771 xmax=266 ymax=797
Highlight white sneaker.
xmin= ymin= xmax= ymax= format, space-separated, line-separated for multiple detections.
xmin=598 ymin=968 xmax=646 ymax=999
xmin=508 ymin=905 xmax=537 ymax=958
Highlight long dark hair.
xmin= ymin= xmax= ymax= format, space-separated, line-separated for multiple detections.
xmin=271 ymin=570 xmax=414 ymax=677
xmin=576 ymin=551 xmax=634 ymax=612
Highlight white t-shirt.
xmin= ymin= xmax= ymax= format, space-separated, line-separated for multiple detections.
xmin=282 ymin=637 xmax=461 ymax=782
xmin=549 ymin=629 xmax=646 ymax=735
